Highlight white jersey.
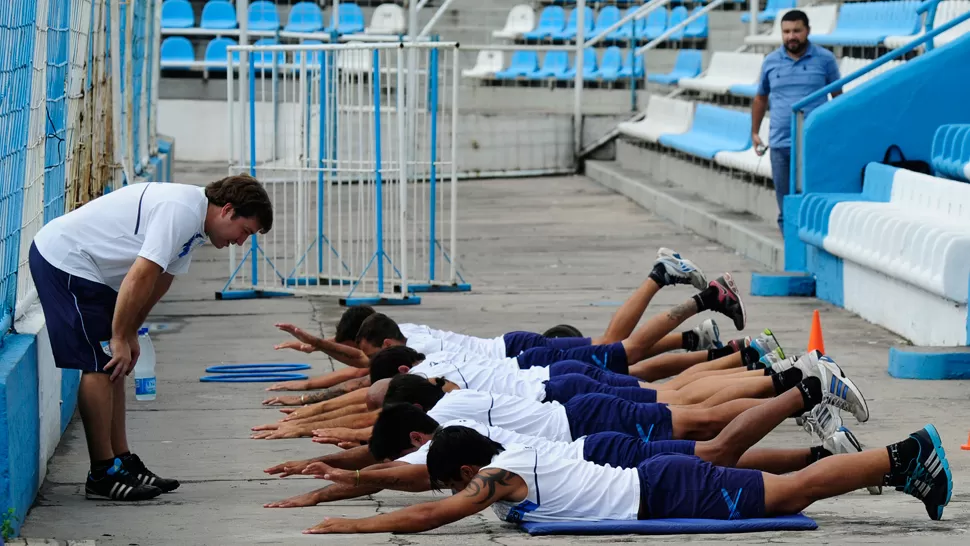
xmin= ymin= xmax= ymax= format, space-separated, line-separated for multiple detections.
xmin=418 ymin=349 xmax=526 ymax=376
xmin=427 ymin=390 xmax=572 ymax=442
xmin=33 ymin=182 xmax=208 ymax=290
xmin=485 ymin=444 xmax=641 ymax=523
xmin=409 ymin=358 xmax=549 ymax=402
xmin=400 ymin=323 xmax=507 ymax=360
xmin=395 ymin=419 xmax=585 ymax=466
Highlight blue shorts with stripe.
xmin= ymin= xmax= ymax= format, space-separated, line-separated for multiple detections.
xmin=563 ymin=393 xmax=672 ymax=442
xmin=637 ymin=453 xmax=766 ymax=520
xmin=583 ymin=432 xmax=695 ymax=468
xmin=516 ymin=342 xmax=628 ymax=374
xmin=502 ymin=332 xmax=592 ymax=357
xmin=28 ymin=243 xmax=118 ymax=373
xmin=544 ymin=374 xmax=657 ymax=404
xmin=549 ymin=360 xmax=640 ymax=387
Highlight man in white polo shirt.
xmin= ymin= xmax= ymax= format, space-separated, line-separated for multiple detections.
xmin=28 ymin=174 xmax=273 ymax=501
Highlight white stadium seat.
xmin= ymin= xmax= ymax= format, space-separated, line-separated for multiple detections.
xmin=462 ymin=50 xmax=505 ymax=78
xmin=745 ymin=5 xmax=839 ymax=46
xmin=677 ymin=52 xmax=764 ymax=94
xmin=884 ymin=0 xmax=970 ymax=49
xmin=617 ymin=95 xmax=694 ymax=143
xmin=338 ymin=42 xmax=373 ymax=74
xmin=839 ymin=57 xmax=904 ymax=93
xmin=493 ymin=5 xmax=536 ymax=40
xmin=713 ymin=118 xmax=772 ymax=178
xmin=365 ymin=4 xmax=406 ymax=35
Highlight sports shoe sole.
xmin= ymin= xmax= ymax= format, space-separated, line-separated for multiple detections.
xmin=719 ymin=273 xmax=746 ymax=331
xmin=923 ymin=424 xmax=954 ymax=511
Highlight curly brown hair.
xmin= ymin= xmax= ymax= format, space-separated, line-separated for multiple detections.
xmin=204 ymin=174 xmax=273 ymax=233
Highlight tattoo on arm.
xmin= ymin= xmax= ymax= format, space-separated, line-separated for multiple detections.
xmin=303 ymin=388 xmax=343 ymax=404
xmin=462 ymin=469 xmax=514 ymax=505
xmin=666 ymin=300 xmax=696 ymax=323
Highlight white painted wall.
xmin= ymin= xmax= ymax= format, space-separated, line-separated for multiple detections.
xmin=843 ymin=261 xmax=968 ymax=346
xmin=14 ymin=302 xmax=60 ymax=488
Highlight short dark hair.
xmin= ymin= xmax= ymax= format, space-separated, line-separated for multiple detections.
xmin=369 ymin=346 xmax=425 ymax=383
xmin=384 ymin=373 xmax=446 ymax=410
xmin=542 ymin=324 xmax=584 ymax=338
xmin=205 ymin=174 xmax=273 ymax=233
xmin=427 ymin=426 xmax=505 ymax=491
xmin=369 ymin=403 xmax=441 ymax=461
xmin=780 ymin=9 xmax=809 ymax=27
xmin=335 ymin=306 xmax=376 ymax=343
xmin=356 ymin=313 xmax=405 ymax=347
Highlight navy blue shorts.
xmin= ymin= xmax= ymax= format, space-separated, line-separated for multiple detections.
xmin=516 ymin=342 xmax=628 ymax=374
xmin=549 ymin=360 xmax=640 ymax=387
xmin=583 ymin=432 xmax=696 ymax=468
xmin=563 ymin=393 xmax=673 ymax=442
xmin=28 ymin=243 xmax=118 ymax=373
xmin=544 ymin=374 xmax=657 ymax=405
xmin=502 ymin=331 xmax=592 ymax=357
xmin=637 ymin=453 xmax=766 ymax=520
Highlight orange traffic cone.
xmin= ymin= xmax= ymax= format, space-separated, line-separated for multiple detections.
xmin=807 ymin=309 xmax=826 ymax=355
xmin=961 ymin=433 xmax=970 ymax=451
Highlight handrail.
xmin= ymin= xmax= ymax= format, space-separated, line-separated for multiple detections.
xmin=788 ymin=9 xmax=970 ymax=196
xmin=916 ymin=0 xmax=943 ymax=51
xmin=419 ymin=0 xmax=460 ymax=39
xmin=584 ymin=0 xmax=670 ymax=49
xmin=636 ymin=0 xmax=725 ymax=56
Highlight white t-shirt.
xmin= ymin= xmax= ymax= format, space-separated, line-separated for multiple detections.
xmin=33 ymin=182 xmax=208 ymax=290
xmin=417 ymin=349 xmax=526 ymax=376
xmin=409 ymin=358 xmax=549 ymax=402
xmin=400 ymin=323 xmax=507 ymax=360
xmin=427 ymin=390 xmax=573 ymax=442
xmin=395 ymin=419 xmax=585 ymax=466
xmin=485 ymin=444 xmax=641 ymax=523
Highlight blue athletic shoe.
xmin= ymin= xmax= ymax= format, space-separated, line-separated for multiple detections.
xmin=900 ymin=424 xmax=953 ymax=521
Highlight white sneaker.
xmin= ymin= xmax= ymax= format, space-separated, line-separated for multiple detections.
xmin=692 ymin=319 xmax=721 ymax=350
xmin=816 ymin=355 xmax=869 ymax=423
xmin=802 ymin=403 xmax=844 ymax=441
xmin=655 ymin=248 xmax=708 ymax=290
xmin=822 ymin=426 xmax=883 ymax=496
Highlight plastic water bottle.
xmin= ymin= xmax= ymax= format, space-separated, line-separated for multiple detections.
xmin=134 ymin=327 xmax=157 ymax=401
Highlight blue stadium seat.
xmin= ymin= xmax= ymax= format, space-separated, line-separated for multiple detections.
xmin=812 ymin=1 xmax=921 ymax=47
xmin=591 ymin=6 xmax=620 ymax=39
xmin=551 ymin=6 xmax=594 ymax=40
xmin=728 ymin=83 xmax=759 ymax=97
xmin=931 ymin=124 xmax=970 ymax=181
xmin=204 ymin=37 xmax=239 ymax=70
xmin=617 ymin=49 xmax=644 ymax=78
xmin=201 ymin=0 xmax=237 ymax=30
xmin=591 ymin=46 xmax=623 ymax=81
xmin=608 ymin=7 xmax=638 ymax=41
xmin=666 ymin=6 xmax=688 ymax=41
xmin=741 ymin=0 xmax=796 ymax=24
xmin=647 ymin=49 xmax=702 ymax=85
xmin=292 ymin=39 xmax=325 ymax=68
xmin=657 ymin=104 xmax=752 ymax=159
xmin=532 ymin=51 xmax=570 ymax=79
xmin=523 ymin=6 xmax=566 ymax=41
xmin=494 ymin=50 xmax=540 ymax=79
xmin=160 ymin=36 xmax=195 ymax=68
xmin=252 ymin=38 xmax=284 ymax=70
xmin=562 ymin=48 xmax=597 ymax=79
xmin=640 ymin=9 xmax=666 ymax=41
xmin=684 ymin=7 xmax=708 ymax=39
xmin=162 ymin=0 xmax=195 ymax=29
xmin=325 ymin=2 xmax=365 ymax=34
xmin=248 ymin=1 xmax=280 ymax=31
xmin=284 ymin=2 xmax=324 ymax=33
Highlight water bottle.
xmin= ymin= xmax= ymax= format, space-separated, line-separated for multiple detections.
xmin=134 ymin=327 xmax=157 ymax=401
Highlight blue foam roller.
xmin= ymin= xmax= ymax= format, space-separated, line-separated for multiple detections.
xmin=200 ymin=373 xmax=309 ymax=383
xmin=519 ymin=514 xmax=817 ymax=535
xmin=205 ymin=363 xmax=311 ymax=374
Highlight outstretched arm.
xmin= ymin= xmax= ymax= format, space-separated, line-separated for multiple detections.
xmin=264 ymin=445 xmax=377 ymax=478
xmin=276 ymin=323 xmax=371 ymax=368
xmin=303 ymin=468 xmax=525 ymax=534
xmin=307 ymin=461 xmax=431 ymax=493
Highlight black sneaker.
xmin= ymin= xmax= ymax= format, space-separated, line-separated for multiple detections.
xmin=708 ymin=273 xmax=746 ymax=331
xmin=85 ymin=458 xmax=163 ymax=501
xmin=121 ymin=453 xmax=181 ymax=493
xmin=897 ymin=425 xmax=953 ymax=520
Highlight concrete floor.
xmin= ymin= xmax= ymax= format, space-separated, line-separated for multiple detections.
xmin=19 ymin=167 xmax=970 ymax=545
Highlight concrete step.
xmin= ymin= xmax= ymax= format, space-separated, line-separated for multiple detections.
xmin=584 ymin=158 xmax=784 ymax=271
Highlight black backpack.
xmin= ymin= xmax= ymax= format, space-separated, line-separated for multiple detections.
xmin=862 ymin=144 xmax=933 ymax=184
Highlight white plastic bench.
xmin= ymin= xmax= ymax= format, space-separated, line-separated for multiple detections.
xmin=677 ymin=52 xmax=764 ymax=94
xmin=839 ymin=57 xmax=904 ymax=93
xmin=617 ymin=95 xmax=694 ymax=143
xmin=493 ymin=5 xmax=536 ymax=39
xmin=462 ymin=50 xmax=505 ymax=78
xmin=824 ymin=168 xmax=970 ymax=304
xmin=885 ymin=0 xmax=970 ymax=48
xmin=745 ymin=5 xmax=839 ymax=46
xmin=713 ymin=118 xmax=772 ymax=177
xmin=365 ymin=4 xmax=406 ymax=35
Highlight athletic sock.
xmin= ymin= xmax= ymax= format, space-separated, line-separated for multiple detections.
xmin=885 ymin=437 xmax=920 ymax=485
xmin=740 ymin=346 xmax=763 ymax=369
xmin=648 ymin=263 xmax=672 ymax=288
xmin=682 ymin=330 xmax=700 ymax=351
xmin=691 ymin=286 xmax=719 ymax=313
xmin=771 ymin=367 xmax=803 ymax=395
xmin=795 ymin=376 xmax=822 ymax=411
xmin=706 ymin=346 xmax=734 ymax=361
xmin=116 ymin=451 xmax=132 ymax=460
xmin=90 ymin=457 xmax=117 ymax=479
xmin=808 ymin=446 xmax=833 ymax=464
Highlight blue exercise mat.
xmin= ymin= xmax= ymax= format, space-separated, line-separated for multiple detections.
xmin=205 ymin=363 xmax=311 ymax=374
xmin=519 ymin=514 xmax=817 ymax=535
xmin=200 ymin=372 xmax=309 ymax=383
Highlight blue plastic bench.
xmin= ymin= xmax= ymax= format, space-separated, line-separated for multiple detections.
xmin=325 ymin=2 xmax=365 ymax=35
xmin=204 ymin=37 xmax=239 ymax=70
xmin=741 ymin=0 xmax=797 ymax=23
xmin=160 ymin=36 xmax=195 ymax=68
xmin=594 ymin=46 xmax=623 ymax=81
xmin=523 ymin=6 xmax=566 ymax=41
xmin=284 ymin=2 xmax=324 ymax=33
xmin=201 ymin=0 xmax=237 ymax=30
xmin=162 ymin=0 xmax=194 ymax=29
xmin=648 ymin=49 xmax=702 ymax=85
xmin=248 ymin=1 xmax=280 ymax=31
xmin=494 ymin=50 xmax=540 ymax=79
xmin=812 ymin=1 xmax=920 ymax=47
xmin=658 ymin=104 xmax=752 ymax=159
xmin=550 ymin=6 xmax=594 ymax=40
xmin=562 ymin=48 xmax=598 ymax=79
xmin=532 ymin=51 xmax=570 ymax=79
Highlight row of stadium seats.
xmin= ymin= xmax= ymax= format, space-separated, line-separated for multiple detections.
xmin=494 ymin=4 xmax=707 ymax=44
xmin=463 ymin=47 xmax=644 ymax=81
xmin=741 ymin=0 xmax=796 ymax=24
xmin=161 ymin=0 xmax=405 ymax=35
xmin=931 ymin=124 xmax=970 ymax=182
xmin=162 ymin=36 xmax=376 ymax=72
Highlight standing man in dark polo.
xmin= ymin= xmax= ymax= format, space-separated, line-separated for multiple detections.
xmin=752 ymin=10 xmax=842 ymax=232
